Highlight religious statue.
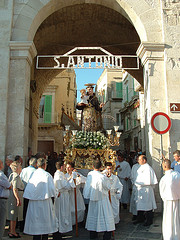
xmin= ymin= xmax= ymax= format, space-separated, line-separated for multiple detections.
xmin=76 ymin=83 xmax=104 ymax=131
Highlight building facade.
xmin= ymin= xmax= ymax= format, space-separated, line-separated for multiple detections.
xmin=120 ymin=71 xmax=143 ymax=152
xmin=96 ymin=69 xmax=123 ymax=131
xmin=38 ymin=69 xmax=77 ymax=154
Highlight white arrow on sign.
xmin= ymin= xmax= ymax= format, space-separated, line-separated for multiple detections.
xmin=171 ymin=104 xmax=178 ymax=111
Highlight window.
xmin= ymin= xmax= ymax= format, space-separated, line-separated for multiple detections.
xmin=39 ymin=95 xmax=52 ymax=123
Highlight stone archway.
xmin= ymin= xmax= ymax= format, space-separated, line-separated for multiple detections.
xmin=5 ymin=1 xmax=163 ymax=157
xmin=2 ymin=1 xmax=180 ymax=199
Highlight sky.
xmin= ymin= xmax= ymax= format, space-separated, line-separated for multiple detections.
xmin=75 ymin=64 xmax=104 ymax=102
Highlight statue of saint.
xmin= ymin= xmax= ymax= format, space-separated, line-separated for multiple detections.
xmin=76 ymin=83 xmax=104 ymax=131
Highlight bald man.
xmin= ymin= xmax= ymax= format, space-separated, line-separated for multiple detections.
xmin=0 ymin=160 xmax=11 ymax=239
xmin=159 ymin=159 xmax=180 ymax=240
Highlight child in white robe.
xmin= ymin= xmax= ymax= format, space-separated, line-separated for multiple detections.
xmin=65 ymin=161 xmax=86 ymax=225
xmin=102 ymin=162 xmax=123 ymax=224
xmin=83 ymin=159 xmax=115 ymax=240
xmin=54 ymin=160 xmax=75 ymax=236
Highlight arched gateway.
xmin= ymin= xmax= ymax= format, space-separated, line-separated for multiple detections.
xmin=0 ymin=0 xmax=180 ymax=210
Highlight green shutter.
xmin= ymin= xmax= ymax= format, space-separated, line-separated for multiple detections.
xmin=44 ymin=95 xmax=52 ymax=123
xmin=116 ymin=82 xmax=123 ymax=98
xmin=126 ymin=86 xmax=129 ymax=102
xmin=104 ymin=89 xmax=106 ymax=102
xmin=133 ymin=79 xmax=136 ymax=96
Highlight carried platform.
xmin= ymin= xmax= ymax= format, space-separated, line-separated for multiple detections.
xmin=64 ymin=147 xmax=116 ymax=170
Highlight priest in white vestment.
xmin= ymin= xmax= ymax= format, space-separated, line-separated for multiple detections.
xmin=83 ymin=159 xmax=115 ymax=240
xmin=54 ymin=160 xmax=75 ymax=235
xmin=159 ymin=159 xmax=180 ymax=240
xmin=115 ymin=153 xmax=131 ymax=209
xmin=23 ymin=158 xmax=58 ymax=240
xmin=134 ymin=155 xmax=158 ymax=226
xmin=65 ymin=162 xmax=86 ymax=225
xmin=102 ymin=162 xmax=123 ymax=224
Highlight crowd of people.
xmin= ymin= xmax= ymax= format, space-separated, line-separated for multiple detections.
xmin=0 ymin=149 xmax=180 ymax=240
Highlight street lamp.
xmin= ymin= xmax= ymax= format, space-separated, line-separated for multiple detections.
xmin=106 ymin=126 xmax=122 ymax=146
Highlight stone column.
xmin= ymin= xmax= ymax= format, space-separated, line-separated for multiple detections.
xmin=137 ymin=42 xmax=168 ymax=210
xmin=0 ymin=0 xmax=13 ymax=163
xmin=6 ymin=41 xmax=37 ymax=163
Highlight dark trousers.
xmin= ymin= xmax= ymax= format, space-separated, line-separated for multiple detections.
xmin=90 ymin=231 xmax=112 ymax=240
xmin=20 ymin=198 xmax=29 ymax=232
xmin=137 ymin=210 xmax=153 ymax=224
xmin=53 ymin=231 xmax=62 ymax=240
xmin=33 ymin=234 xmax=48 ymax=240
xmin=144 ymin=210 xmax=153 ymax=225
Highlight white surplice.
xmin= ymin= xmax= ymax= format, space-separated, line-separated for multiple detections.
xmin=20 ymin=166 xmax=36 ymax=188
xmin=83 ymin=170 xmax=115 ymax=232
xmin=135 ymin=163 xmax=157 ymax=211
xmin=54 ymin=170 xmax=74 ymax=233
xmin=129 ymin=163 xmax=140 ymax=215
xmin=65 ymin=172 xmax=86 ymax=225
xmin=115 ymin=161 xmax=131 ymax=204
xmin=102 ymin=171 xmax=123 ymax=224
xmin=23 ymin=168 xmax=58 ymax=235
xmin=159 ymin=169 xmax=180 ymax=240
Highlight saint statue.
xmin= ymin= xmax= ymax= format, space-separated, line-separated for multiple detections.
xmin=76 ymin=83 xmax=104 ymax=131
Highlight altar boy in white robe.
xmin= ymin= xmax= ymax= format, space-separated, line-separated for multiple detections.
xmin=159 ymin=159 xmax=180 ymax=240
xmin=103 ymin=162 xmax=123 ymax=224
xmin=65 ymin=161 xmax=86 ymax=225
xmin=23 ymin=158 xmax=58 ymax=240
xmin=83 ymin=159 xmax=115 ymax=240
xmin=54 ymin=160 xmax=75 ymax=237
xmin=134 ymin=155 xmax=157 ymax=226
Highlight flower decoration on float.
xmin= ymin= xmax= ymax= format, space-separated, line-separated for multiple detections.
xmin=69 ymin=131 xmax=110 ymax=150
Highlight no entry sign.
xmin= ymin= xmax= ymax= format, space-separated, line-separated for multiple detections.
xmin=151 ymin=112 xmax=171 ymax=135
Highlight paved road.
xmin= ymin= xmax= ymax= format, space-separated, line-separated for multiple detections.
xmin=3 ymin=209 xmax=162 ymax=240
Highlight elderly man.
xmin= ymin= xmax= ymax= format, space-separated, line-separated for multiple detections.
xmin=159 ymin=159 xmax=180 ymax=240
xmin=20 ymin=157 xmax=37 ymax=231
xmin=0 ymin=160 xmax=11 ymax=239
xmin=23 ymin=158 xmax=58 ymax=240
xmin=171 ymin=150 xmax=180 ymax=173
xmin=129 ymin=155 xmax=140 ymax=220
xmin=83 ymin=159 xmax=115 ymax=240
xmin=20 ymin=157 xmax=37 ymax=188
xmin=134 ymin=155 xmax=158 ymax=226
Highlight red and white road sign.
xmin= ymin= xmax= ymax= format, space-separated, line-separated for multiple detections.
xmin=151 ymin=112 xmax=171 ymax=135
xmin=170 ymin=103 xmax=180 ymax=112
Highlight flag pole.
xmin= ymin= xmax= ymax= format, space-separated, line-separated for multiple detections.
xmin=108 ymin=190 xmax=115 ymax=239
xmin=74 ymin=178 xmax=78 ymax=237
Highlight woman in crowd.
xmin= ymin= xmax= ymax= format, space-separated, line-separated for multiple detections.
xmin=7 ymin=161 xmax=24 ymax=238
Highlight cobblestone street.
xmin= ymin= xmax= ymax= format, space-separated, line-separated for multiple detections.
xmin=3 ymin=208 xmax=162 ymax=240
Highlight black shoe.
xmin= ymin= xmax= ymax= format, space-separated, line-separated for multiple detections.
xmin=143 ymin=222 xmax=152 ymax=226
xmin=132 ymin=215 xmax=137 ymax=221
xmin=133 ymin=220 xmax=144 ymax=225
xmin=122 ymin=204 xmax=127 ymax=209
